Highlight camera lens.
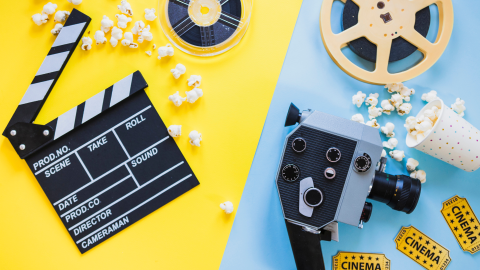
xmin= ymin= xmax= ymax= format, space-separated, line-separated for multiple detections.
xmin=368 ymin=172 xmax=421 ymax=214
xmin=303 ymin=187 xmax=323 ymax=207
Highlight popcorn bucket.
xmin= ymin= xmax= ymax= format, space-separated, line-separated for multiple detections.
xmin=406 ymin=99 xmax=480 ymax=172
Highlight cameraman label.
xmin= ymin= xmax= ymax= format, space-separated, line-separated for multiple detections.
xmin=395 ymin=226 xmax=451 ymax=270
xmin=441 ymin=195 xmax=480 ymax=254
xmin=332 ymin=252 xmax=390 ymax=270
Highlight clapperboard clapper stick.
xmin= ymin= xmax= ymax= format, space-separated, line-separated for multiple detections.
xmin=2 ymin=9 xmax=199 ymax=253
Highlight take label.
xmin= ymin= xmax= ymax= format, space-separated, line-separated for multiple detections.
xmin=395 ymin=226 xmax=451 ymax=270
xmin=332 ymin=251 xmax=390 ymax=270
xmin=441 ymin=195 xmax=480 ymax=254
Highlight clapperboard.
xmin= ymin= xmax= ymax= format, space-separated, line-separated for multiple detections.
xmin=3 ymin=9 xmax=199 ymax=253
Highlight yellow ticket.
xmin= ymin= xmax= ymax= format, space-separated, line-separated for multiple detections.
xmin=441 ymin=195 xmax=480 ymax=254
xmin=395 ymin=226 xmax=451 ymax=270
xmin=332 ymin=251 xmax=390 ymax=270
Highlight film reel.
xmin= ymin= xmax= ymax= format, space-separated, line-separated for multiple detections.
xmin=159 ymin=0 xmax=253 ymax=56
xmin=320 ymin=0 xmax=454 ymax=85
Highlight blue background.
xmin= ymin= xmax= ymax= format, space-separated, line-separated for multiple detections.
xmin=221 ymin=0 xmax=480 ymax=269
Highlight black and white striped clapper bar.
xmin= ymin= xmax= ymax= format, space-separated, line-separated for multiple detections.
xmin=3 ymin=9 xmax=199 ymax=253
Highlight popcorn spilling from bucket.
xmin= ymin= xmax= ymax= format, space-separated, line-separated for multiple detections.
xmin=404 ymin=105 xmax=441 ymax=144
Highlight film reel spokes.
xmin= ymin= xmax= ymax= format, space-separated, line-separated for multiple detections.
xmin=320 ymin=0 xmax=453 ymax=84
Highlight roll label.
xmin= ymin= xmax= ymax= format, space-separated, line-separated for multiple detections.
xmin=395 ymin=226 xmax=451 ymax=270
xmin=332 ymin=252 xmax=390 ymax=270
xmin=441 ymin=195 xmax=480 ymax=254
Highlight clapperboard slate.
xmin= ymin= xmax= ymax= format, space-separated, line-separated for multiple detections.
xmin=3 ymin=9 xmax=199 ymax=253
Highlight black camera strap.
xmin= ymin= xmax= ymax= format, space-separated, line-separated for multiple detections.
xmin=285 ymin=221 xmax=326 ymax=270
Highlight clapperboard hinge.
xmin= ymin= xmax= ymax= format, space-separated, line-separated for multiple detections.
xmin=3 ymin=9 xmax=149 ymax=159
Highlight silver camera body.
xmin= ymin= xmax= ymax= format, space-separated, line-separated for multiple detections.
xmin=276 ymin=107 xmax=383 ymax=231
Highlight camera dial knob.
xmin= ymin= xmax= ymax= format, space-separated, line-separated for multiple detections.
xmin=360 ymin=202 xmax=373 ymax=223
xmin=282 ymin=164 xmax=300 ymax=182
xmin=303 ymin=187 xmax=323 ymax=207
xmin=354 ymin=153 xmax=372 ymax=172
xmin=326 ymin=147 xmax=341 ymax=162
xmin=292 ymin=137 xmax=307 ymax=153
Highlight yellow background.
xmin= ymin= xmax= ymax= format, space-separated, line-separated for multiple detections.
xmin=0 ymin=0 xmax=301 ymax=269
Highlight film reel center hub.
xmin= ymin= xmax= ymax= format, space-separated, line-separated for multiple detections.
xmin=188 ymin=0 xmax=222 ymax=26
xmin=320 ymin=0 xmax=454 ymax=84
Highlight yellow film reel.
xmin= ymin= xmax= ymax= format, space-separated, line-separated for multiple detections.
xmin=320 ymin=0 xmax=454 ymax=85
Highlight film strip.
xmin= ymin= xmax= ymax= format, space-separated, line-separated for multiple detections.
xmin=3 ymin=9 xmax=199 ymax=253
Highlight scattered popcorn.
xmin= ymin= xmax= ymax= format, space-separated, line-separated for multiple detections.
xmin=368 ymin=106 xmax=383 ymax=119
xmin=451 ymin=98 xmax=466 ymax=117
xmin=189 ymin=130 xmax=202 ymax=147
xmin=167 ymin=125 xmax=182 ymax=137
xmin=365 ymin=93 xmax=379 ymax=107
xmin=381 ymin=122 xmax=395 ymax=137
xmin=381 ymin=149 xmax=387 ymax=158
xmin=145 ymin=8 xmax=157 ymax=21
xmin=116 ymin=14 xmax=132 ymax=29
xmin=352 ymin=91 xmax=366 ymax=108
xmin=406 ymin=158 xmax=419 ymax=171
xmin=168 ymin=91 xmax=186 ymax=106
xmin=153 ymin=44 xmax=157 ymax=49
xmin=410 ymin=170 xmax=427 ymax=183
xmin=101 ymin=15 xmax=114 ymax=33
xmin=389 ymin=150 xmax=405 ymax=162
xmin=404 ymin=105 xmax=442 ymax=143
xmin=43 ymin=2 xmax=57 ymax=15
xmin=54 ymin=10 xmax=70 ymax=23
xmin=32 ymin=13 xmax=49 ymax=25
xmin=131 ymin=21 xmax=145 ymax=35
xmin=81 ymin=37 xmax=92 ymax=51
xmin=351 ymin=114 xmax=365 ymax=124
xmin=171 ymin=64 xmax=186 ymax=79
xmin=110 ymin=27 xmax=123 ymax=47
xmin=145 ymin=50 xmax=152 ymax=56
xmin=118 ymin=0 xmax=133 ymax=16
xmin=399 ymin=86 xmax=415 ymax=102
xmin=67 ymin=0 xmax=82 ymax=5
xmin=397 ymin=103 xmax=412 ymax=116
xmin=121 ymin=32 xmax=138 ymax=48
xmin=385 ymin=82 xmax=403 ymax=93
xmin=383 ymin=138 xmax=398 ymax=149
xmin=51 ymin=23 xmax=63 ymax=35
xmin=186 ymin=88 xmax=203 ymax=103
xmin=389 ymin=93 xmax=404 ymax=109
xmin=158 ymin=44 xmax=174 ymax=59
xmin=365 ymin=119 xmax=380 ymax=129
xmin=187 ymin=75 xmax=201 ymax=87
xmin=220 ymin=201 xmax=234 ymax=214
xmin=138 ymin=25 xmax=153 ymax=43
xmin=421 ymin=90 xmax=438 ymax=103
xmin=94 ymin=30 xmax=107 ymax=45
xmin=380 ymin=100 xmax=395 ymax=115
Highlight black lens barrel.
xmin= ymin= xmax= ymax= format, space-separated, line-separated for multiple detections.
xmin=368 ymin=172 xmax=421 ymax=214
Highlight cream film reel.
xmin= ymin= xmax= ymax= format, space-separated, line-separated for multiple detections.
xmin=320 ymin=0 xmax=454 ymax=85
xmin=159 ymin=0 xmax=253 ymax=57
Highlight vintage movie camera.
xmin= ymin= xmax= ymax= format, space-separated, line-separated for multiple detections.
xmin=276 ymin=104 xmax=422 ymax=270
